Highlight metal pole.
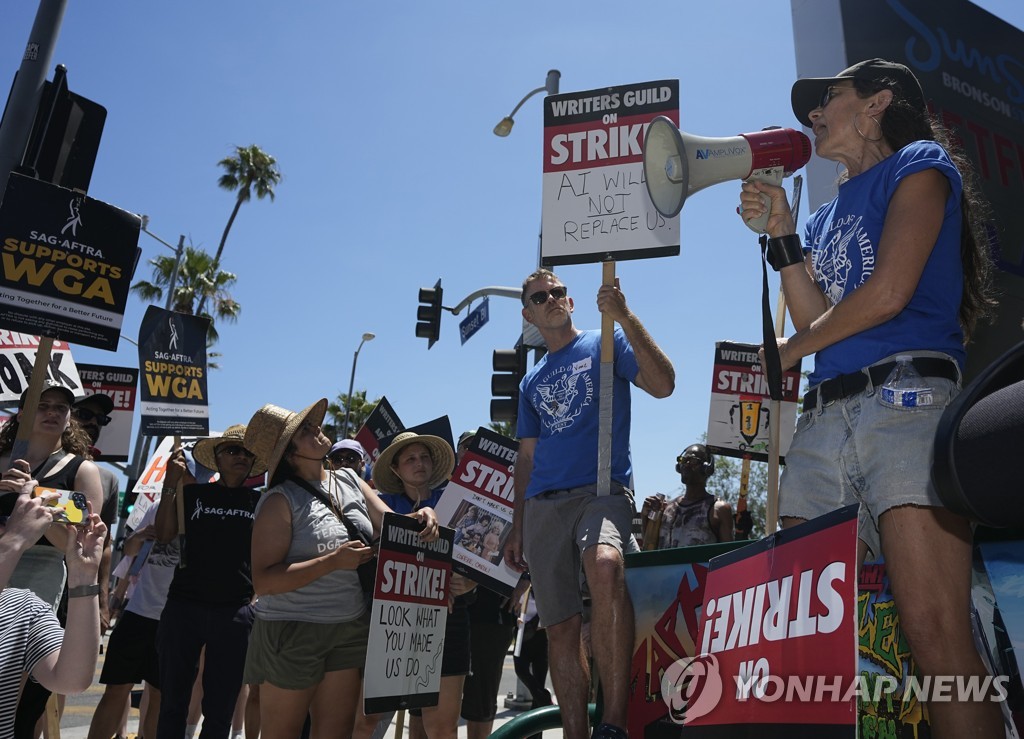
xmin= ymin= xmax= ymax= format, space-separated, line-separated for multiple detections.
xmin=0 ymin=0 xmax=68 ymax=185
xmin=342 ymin=333 xmax=374 ymax=438
xmin=165 ymin=235 xmax=185 ymax=311
xmin=342 ymin=341 xmax=362 ymax=438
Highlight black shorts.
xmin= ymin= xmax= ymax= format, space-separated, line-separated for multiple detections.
xmin=440 ymin=601 xmax=472 ymax=677
xmin=100 ymin=610 xmax=161 ymax=688
xmin=461 ymin=620 xmax=516 ymax=721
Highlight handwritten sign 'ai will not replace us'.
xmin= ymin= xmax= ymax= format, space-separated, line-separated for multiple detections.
xmin=541 ymin=80 xmax=679 ymax=267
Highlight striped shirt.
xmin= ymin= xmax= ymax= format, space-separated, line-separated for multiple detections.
xmin=0 ymin=589 xmax=63 ymax=739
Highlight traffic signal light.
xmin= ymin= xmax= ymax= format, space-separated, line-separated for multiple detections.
xmin=120 ymin=489 xmax=137 ymax=519
xmin=490 ymin=346 xmax=527 ymax=424
xmin=416 ymin=279 xmax=444 ymax=349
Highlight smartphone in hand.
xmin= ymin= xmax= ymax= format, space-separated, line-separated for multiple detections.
xmin=33 ymin=487 xmax=88 ymax=525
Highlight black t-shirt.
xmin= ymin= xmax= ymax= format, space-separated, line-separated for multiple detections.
xmin=166 ymin=482 xmax=260 ymax=606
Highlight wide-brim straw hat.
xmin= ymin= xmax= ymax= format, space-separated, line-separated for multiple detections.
xmin=245 ymin=399 xmax=328 ymax=482
xmin=372 ymin=431 xmax=455 ymax=494
xmin=192 ymin=424 xmax=267 ymax=477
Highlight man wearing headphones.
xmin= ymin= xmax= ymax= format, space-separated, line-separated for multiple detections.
xmin=647 ymin=444 xmax=733 ymax=547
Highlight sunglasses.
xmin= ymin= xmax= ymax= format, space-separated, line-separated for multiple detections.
xmin=73 ymin=407 xmax=112 ymax=426
xmin=678 ymin=454 xmax=708 ymax=467
xmin=817 ymin=85 xmax=847 ymax=110
xmin=527 ymin=286 xmax=568 ymax=305
xmin=217 ymin=445 xmax=255 ymax=458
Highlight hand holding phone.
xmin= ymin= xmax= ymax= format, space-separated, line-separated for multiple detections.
xmin=32 ymin=487 xmax=89 ymax=525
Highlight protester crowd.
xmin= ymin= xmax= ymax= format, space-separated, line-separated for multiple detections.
xmin=0 ymin=57 xmax=1011 ymax=739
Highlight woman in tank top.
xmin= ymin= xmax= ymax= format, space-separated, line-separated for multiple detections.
xmin=0 ymin=381 xmax=104 ymax=608
xmin=243 ymin=398 xmax=439 ymax=739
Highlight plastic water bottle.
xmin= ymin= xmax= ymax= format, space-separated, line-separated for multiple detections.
xmin=879 ymin=356 xmax=933 ymax=408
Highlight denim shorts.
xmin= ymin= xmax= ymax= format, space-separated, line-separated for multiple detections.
xmin=781 ymin=353 xmax=961 ymax=558
xmin=522 ymin=482 xmax=633 ymax=628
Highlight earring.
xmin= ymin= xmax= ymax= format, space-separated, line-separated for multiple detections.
xmin=854 ymin=112 xmax=883 ymax=143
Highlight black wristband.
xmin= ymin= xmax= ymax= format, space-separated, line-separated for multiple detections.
xmin=766 ymin=234 xmax=805 ymax=271
xmin=68 ymin=583 xmax=100 ymax=598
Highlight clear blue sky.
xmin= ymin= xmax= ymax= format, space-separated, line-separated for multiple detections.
xmin=2 ymin=0 xmax=1022 ymax=501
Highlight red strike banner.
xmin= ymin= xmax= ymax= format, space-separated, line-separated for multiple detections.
xmin=683 ymin=505 xmax=859 ymax=738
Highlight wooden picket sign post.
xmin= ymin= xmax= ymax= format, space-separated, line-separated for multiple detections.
xmin=596 ymin=260 xmax=616 ymax=496
xmin=9 ymin=337 xmax=55 ymax=462
xmin=766 ymin=289 xmax=788 ymax=534
xmin=739 ymin=453 xmax=751 ymax=532
xmin=765 ymin=176 xmax=802 ymax=534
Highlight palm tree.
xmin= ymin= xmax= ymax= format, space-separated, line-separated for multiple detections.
xmin=213 ymin=144 xmax=282 ymax=268
xmin=488 ymin=420 xmax=515 ymax=439
xmin=327 ymin=390 xmax=380 ymax=439
xmin=131 ymin=245 xmax=241 ymax=345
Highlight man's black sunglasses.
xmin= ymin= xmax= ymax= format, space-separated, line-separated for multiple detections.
xmin=527 ymin=286 xmax=568 ymax=305
xmin=73 ymin=407 xmax=112 ymax=426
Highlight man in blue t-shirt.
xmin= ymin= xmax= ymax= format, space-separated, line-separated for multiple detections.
xmin=503 ymin=268 xmax=674 ymax=739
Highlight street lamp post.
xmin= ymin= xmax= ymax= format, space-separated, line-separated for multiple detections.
xmin=493 ymin=70 xmax=560 ymax=137
xmin=495 ymin=72 xmax=559 ymax=712
xmin=494 ymin=70 xmax=560 ymax=353
xmin=343 ymin=332 xmax=375 ymax=438
xmin=116 ymin=218 xmax=186 ymax=548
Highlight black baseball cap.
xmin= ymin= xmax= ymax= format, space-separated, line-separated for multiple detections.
xmin=18 ymin=380 xmax=76 ymax=409
xmin=74 ymin=392 xmax=114 ymax=416
xmin=790 ymin=58 xmax=926 ymax=127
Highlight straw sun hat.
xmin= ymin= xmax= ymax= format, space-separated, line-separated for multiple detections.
xmin=372 ymin=431 xmax=455 ymax=494
xmin=192 ymin=424 xmax=267 ymax=477
xmin=244 ymin=399 xmax=329 ymax=482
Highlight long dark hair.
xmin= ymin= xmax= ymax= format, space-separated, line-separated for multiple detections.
xmin=270 ymin=441 xmax=297 ymax=487
xmin=0 ymin=416 xmax=93 ymax=459
xmin=854 ymin=77 xmax=997 ymax=342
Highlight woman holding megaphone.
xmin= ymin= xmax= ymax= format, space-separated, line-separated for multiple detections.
xmin=738 ymin=58 xmax=999 ymax=737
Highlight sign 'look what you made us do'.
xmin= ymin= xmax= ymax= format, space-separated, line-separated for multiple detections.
xmin=364 ymin=513 xmax=454 ymax=715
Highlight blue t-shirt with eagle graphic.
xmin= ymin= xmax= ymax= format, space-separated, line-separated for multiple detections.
xmin=516 ymin=328 xmax=638 ymax=499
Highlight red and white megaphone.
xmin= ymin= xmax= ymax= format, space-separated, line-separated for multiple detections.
xmin=643 ymin=116 xmax=811 ymax=233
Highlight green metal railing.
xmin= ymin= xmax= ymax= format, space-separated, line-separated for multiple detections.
xmin=489 ymin=703 xmax=599 ymax=738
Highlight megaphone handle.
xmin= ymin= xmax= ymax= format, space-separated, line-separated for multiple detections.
xmin=744 ymin=167 xmax=785 ymax=234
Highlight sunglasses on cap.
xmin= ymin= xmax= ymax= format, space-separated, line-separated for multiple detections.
xmin=217 ymin=445 xmax=254 ymax=458
xmin=677 ymin=453 xmax=708 ymax=467
xmin=73 ymin=407 xmax=112 ymax=426
xmin=527 ymin=286 xmax=568 ymax=305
